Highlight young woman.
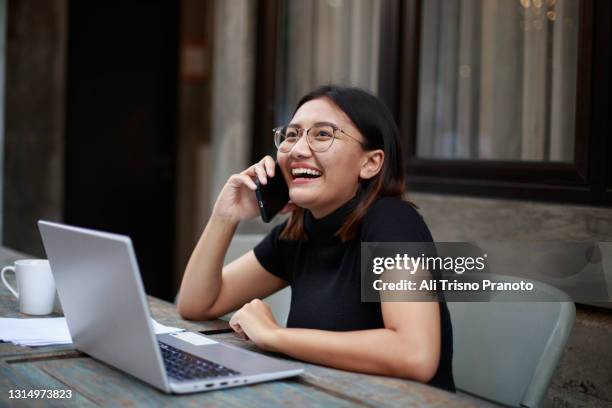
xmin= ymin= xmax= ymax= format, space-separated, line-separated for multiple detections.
xmin=177 ymin=86 xmax=455 ymax=392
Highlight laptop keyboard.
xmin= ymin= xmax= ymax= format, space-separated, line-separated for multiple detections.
xmin=159 ymin=342 xmax=240 ymax=381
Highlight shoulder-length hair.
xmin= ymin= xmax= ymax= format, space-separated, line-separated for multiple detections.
xmin=280 ymin=85 xmax=412 ymax=242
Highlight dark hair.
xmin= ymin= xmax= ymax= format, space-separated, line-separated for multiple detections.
xmin=281 ymin=85 xmax=412 ymax=241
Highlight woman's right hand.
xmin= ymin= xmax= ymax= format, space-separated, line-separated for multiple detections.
xmin=212 ymin=155 xmax=277 ymax=224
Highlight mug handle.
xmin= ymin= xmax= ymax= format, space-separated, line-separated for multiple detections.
xmin=1 ymin=266 xmax=19 ymax=299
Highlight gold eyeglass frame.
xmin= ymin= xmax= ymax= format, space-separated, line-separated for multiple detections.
xmin=273 ymin=123 xmax=365 ymax=153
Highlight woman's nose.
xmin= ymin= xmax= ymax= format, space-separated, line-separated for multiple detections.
xmin=290 ymin=133 xmax=312 ymax=158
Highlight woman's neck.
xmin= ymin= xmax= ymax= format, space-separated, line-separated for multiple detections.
xmin=308 ymin=192 xmax=360 ymax=219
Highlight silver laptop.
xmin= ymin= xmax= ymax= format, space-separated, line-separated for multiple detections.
xmin=38 ymin=220 xmax=303 ymax=394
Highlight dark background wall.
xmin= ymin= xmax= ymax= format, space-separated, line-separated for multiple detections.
xmin=64 ymin=1 xmax=180 ymax=300
xmin=3 ymin=0 xmax=66 ymax=257
xmin=4 ymin=0 xmax=181 ymax=301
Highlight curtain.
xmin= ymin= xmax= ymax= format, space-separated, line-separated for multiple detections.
xmin=417 ymin=0 xmax=579 ymax=162
xmin=276 ymin=0 xmax=382 ymax=125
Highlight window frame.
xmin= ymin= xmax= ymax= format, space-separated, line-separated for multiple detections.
xmin=253 ymin=0 xmax=611 ymax=206
xmin=390 ymin=0 xmax=611 ymax=205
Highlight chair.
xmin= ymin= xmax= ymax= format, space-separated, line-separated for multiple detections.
xmin=448 ymin=276 xmax=575 ymax=407
xmin=221 ymin=234 xmax=291 ymax=326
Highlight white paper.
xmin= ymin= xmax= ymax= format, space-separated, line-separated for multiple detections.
xmin=169 ymin=331 xmax=218 ymax=345
xmin=151 ymin=319 xmax=185 ymax=335
xmin=0 ymin=317 xmax=184 ymax=347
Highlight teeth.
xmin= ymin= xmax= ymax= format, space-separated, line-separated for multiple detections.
xmin=291 ymin=168 xmax=321 ymax=176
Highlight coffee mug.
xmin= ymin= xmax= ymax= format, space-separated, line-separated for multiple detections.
xmin=1 ymin=259 xmax=56 ymax=315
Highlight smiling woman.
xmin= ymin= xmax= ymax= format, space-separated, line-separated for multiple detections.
xmin=177 ymin=86 xmax=455 ymax=392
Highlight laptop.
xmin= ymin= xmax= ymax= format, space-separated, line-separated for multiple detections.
xmin=38 ymin=220 xmax=303 ymax=394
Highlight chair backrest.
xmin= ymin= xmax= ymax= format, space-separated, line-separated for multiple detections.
xmin=448 ymin=276 xmax=575 ymax=407
xmin=222 ymin=234 xmax=291 ymax=326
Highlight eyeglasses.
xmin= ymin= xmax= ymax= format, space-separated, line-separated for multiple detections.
xmin=273 ymin=122 xmax=364 ymax=153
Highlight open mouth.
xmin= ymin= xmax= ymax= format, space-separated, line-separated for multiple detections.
xmin=291 ymin=167 xmax=322 ymax=180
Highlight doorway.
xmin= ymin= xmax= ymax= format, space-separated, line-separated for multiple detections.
xmin=64 ymin=1 xmax=179 ymax=301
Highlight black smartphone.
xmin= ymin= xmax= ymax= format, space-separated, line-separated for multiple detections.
xmin=254 ymin=162 xmax=290 ymax=223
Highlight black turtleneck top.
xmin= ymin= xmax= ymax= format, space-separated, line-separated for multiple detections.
xmin=253 ymin=196 xmax=455 ymax=392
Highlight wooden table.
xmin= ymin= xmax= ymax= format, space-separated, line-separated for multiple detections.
xmin=0 ymin=248 xmax=495 ymax=407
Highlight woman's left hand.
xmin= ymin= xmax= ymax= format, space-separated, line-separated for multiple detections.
xmin=229 ymin=299 xmax=282 ymax=352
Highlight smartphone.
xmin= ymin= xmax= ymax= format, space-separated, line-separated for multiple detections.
xmin=254 ymin=162 xmax=290 ymax=223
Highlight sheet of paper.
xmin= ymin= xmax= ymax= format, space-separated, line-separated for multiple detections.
xmin=0 ymin=317 xmax=184 ymax=347
xmin=151 ymin=319 xmax=185 ymax=335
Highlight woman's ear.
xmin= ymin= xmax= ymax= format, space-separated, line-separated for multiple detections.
xmin=360 ymin=150 xmax=384 ymax=180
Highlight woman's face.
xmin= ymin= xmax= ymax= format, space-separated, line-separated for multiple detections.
xmin=277 ymin=97 xmax=372 ymax=218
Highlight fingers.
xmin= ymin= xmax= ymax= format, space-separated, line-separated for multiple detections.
xmin=229 ymin=319 xmax=241 ymax=333
xmin=231 ymin=324 xmax=248 ymax=340
xmin=260 ymin=156 xmax=275 ymax=177
xmin=229 ymin=314 xmax=246 ymax=339
xmin=240 ymin=163 xmax=267 ymax=185
xmin=253 ymin=163 xmax=268 ymax=185
xmin=232 ymin=324 xmax=248 ymax=340
xmin=229 ymin=174 xmax=257 ymax=190
xmin=228 ymin=313 xmax=239 ymax=329
xmin=253 ymin=155 xmax=277 ymax=184
xmin=240 ymin=156 xmax=276 ymax=185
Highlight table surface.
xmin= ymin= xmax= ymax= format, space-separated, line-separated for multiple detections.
xmin=0 ymin=247 xmax=495 ymax=407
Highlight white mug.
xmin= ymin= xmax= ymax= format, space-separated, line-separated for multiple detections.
xmin=1 ymin=259 xmax=56 ymax=315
